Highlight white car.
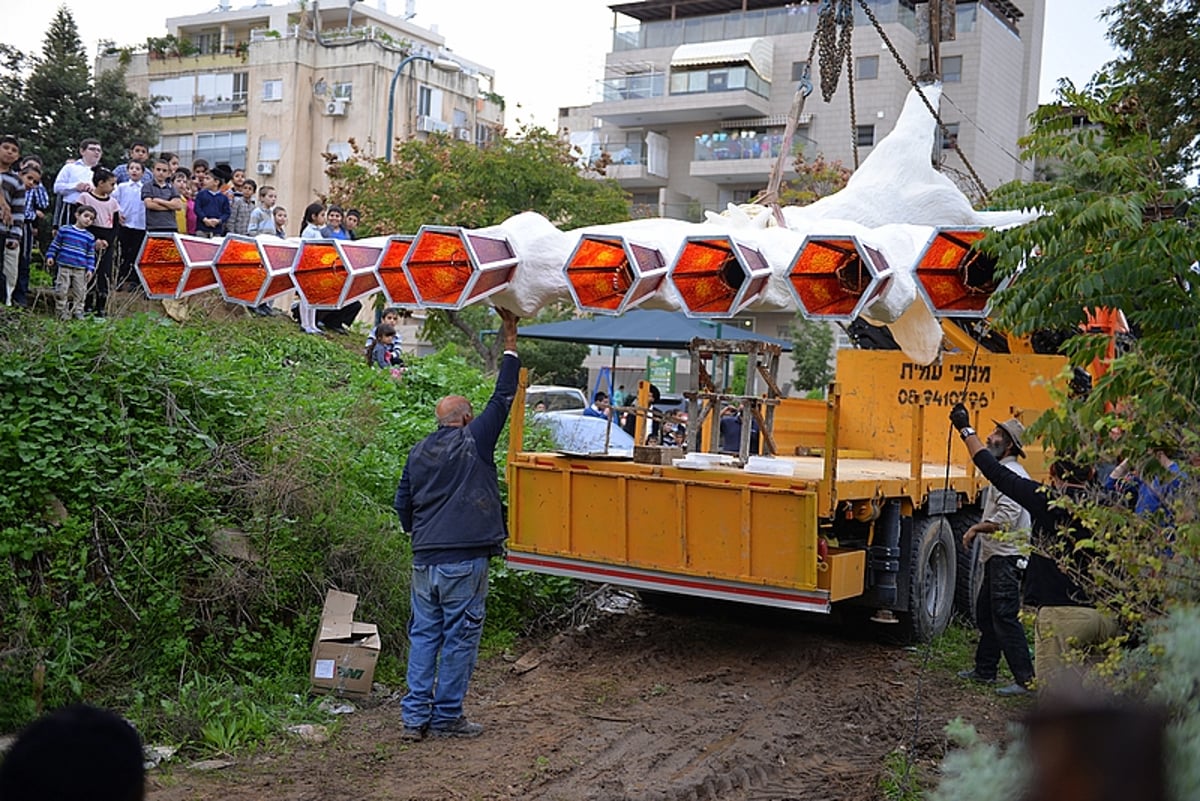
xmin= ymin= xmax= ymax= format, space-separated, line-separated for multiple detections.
xmin=533 ymin=410 xmax=634 ymax=456
xmin=525 ymin=385 xmax=587 ymax=413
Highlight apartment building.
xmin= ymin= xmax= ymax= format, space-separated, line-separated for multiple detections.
xmin=565 ymin=0 xmax=1045 ymax=392
xmin=96 ymin=0 xmax=504 ymax=230
xmin=566 ymin=0 xmax=1044 ymax=220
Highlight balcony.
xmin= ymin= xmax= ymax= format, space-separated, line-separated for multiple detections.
xmin=591 ymin=137 xmax=668 ymax=188
xmin=593 ymin=65 xmax=770 ymax=127
xmin=689 ymin=130 xmax=816 ymax=183
xmin=157 ymin=99 xmax=248 ymax=119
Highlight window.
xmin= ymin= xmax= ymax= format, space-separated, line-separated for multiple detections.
xmin=919 ymin=56 xmax=962 ymax=83
xmin=942 ymin=55 xmax=962 ymax=83
xmin=855 ymin=56 xmax=879 ymax=81
xmin=194 ymin=130 xmax=247 ymax=167
xmin=856 ymin=125 xmax=875 ymax=147
xmin=191 ymin=31 xmax=220 ymax=55
xmin=232 ymin=72 xmax=249 ymax=102
xmin=326 ymin=141 xmax=352 ymax=162
xmin=938 ymin=122 xmax=960 ymax=150
xmin=262 ymin=79 xmax=283 ymax=101
xmin=791 ymin=61 xmax=809 ymax=81
xmin=332 ymin=81 xmax=353 ymax=100
xmin=417 ymin=85 xmax=432 ymax=117
xmin=258 ymin=138 xmax=282 ymax=162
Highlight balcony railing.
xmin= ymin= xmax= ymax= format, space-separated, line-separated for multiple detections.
xmin=157 ymin=99 xmax=247 ymax=118
xmin=600 ymin=72 xmax=667 ymax=103
xmin=693 ymin=130 xmax=815 ymax=162
xmin=613 ymin=1 xmax=917 ymax=52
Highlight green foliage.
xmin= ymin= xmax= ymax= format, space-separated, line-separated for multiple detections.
xmin=0 ymin=311 xmax=512 ymax=733
xmin=127 ymin=673 xmax=331 ymax=758
xmin=929 ymin=719 xmax=1030 ymax=801
xmin=982 ymin=76 xmax=1199 ymax=632
xmin=934 ymin=605 xmax=1200 ymax=800
xmin=327 ymin=126 xmax=630 ymax=235
xmin=1099 ymin=0 xmax=1200 ymax=178
xmin=484 ymin=562 xmax=578 ymax=653
xmin=779 ymin=154 xmax=852 ymax=206
xmin=791 ymin=315 xmax=835 ymax=392
xmin=878 ymin=748 xmax=924 ymax=801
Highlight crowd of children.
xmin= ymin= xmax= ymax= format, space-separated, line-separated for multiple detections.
xmin=0 ymin=135 xmax=374 ymax=340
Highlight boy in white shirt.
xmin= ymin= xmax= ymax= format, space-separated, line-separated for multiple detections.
xmin=115 ymin=160 xmax=147 ymax=290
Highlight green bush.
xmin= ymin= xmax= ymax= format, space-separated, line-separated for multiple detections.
xmin=0 ymin=310 xmax=531 ymax=733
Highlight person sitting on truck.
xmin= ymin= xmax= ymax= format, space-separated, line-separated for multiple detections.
xmin=950 ymin=403 xmax=1118 ymax=694
xmin=954 ymin=412 xmax=1036 ymax=697
xmin=392 ymin=307 xmax=520 ymax=741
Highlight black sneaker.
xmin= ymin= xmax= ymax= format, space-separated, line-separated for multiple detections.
xmin=956 ymin=669 xmax=996 ymax=684
xmin=429 ymin=717 xmax=483 ymax=738
xmin=400 ymin=724 xmax=427 ymax=742
xmin=996 ymin=682 xmax=1033 ymax=697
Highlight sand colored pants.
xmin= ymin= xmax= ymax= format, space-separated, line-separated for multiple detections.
xmin=54 ymin=266 xmax=89 ymax=319
xmin=1035 ymin=605 xmax=1118 ymax=689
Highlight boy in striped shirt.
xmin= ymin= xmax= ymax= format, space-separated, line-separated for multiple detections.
xmin=46 ymin=205 xmax=97 ymax=320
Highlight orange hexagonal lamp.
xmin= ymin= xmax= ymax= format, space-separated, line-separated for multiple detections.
xmin=135 ymin=233 xmax=221 ymax=299
xmin=669 ymin=235 xmax=771 ymax=318
xmin=335 ymin=238 xmax=385 ymax=307
xmin=402 ymin=225 xmax=517 ymax=309
xmin=212 ymin=235 xmax=298 ymax=306
xmin=914 ymin=228 xmax=1007 ymax=318
xmin=291 ymin=240 xmax=348 ymax=309
xmin=787 ymin=235 xmax=893 ymax=322
xmin=563 ymin=234 xmax=668 ymax=315
xmin=373 ymin=236 xmax=418 ymax=307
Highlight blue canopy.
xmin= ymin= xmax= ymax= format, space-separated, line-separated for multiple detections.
xmin=517 ymin=310 xmax=792 ymax=351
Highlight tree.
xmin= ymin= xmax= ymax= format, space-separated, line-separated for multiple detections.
xmin=24 ymin=6 xmax=91 ymax=166
xmin=1100 ymin=0 xmax=1200 ymax=178
xmin=791 ymin=316 xmax=835 ymax=392
xmin=13 ymin=7 xmax=159 ymax=170
xmin=779 ymin=155 xmax=851 ymax=207
xmin=327 ymin=127 xmax=630 ymax=369
xmin=984 ymin=79 xmax=1198 ymax=631
xmin=0 ymin=45 xmax=35 ymax=143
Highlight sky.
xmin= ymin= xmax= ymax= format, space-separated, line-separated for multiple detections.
xmin=0 ymin=0 xmax=1116 ymax=131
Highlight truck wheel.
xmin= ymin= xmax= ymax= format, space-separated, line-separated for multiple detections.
xmin=951 ymin=509 xmax=982 ymax=624
xmin=903 ymin=516 xmax=956 ymax=642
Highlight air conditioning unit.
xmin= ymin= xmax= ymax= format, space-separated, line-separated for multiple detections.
xmin=416 ymin=115 xmax=438 ymax=133
xmin=324 ymin=98 xmax=348 ymax=117
xmin=255 ymin=161 xmax=275 ymax=176
xmin=455 ymin=127 xmax=472 ymax=142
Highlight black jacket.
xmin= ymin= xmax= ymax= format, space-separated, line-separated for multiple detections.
xmin=394 ymin=353 xmax=519 ymax=565
xmin=972 ymin=449 xmax=1092 ymax=607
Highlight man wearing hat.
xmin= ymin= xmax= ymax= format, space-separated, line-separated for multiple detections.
xmin=953 ymin=410 xmax=1035 ymax=696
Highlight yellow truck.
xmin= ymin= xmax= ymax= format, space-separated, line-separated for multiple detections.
xmin=505 ymin=334 xmax=1065 ymax=641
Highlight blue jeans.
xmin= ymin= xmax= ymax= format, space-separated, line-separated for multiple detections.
xmin=402 ymin=557 xmax=489 ymax=728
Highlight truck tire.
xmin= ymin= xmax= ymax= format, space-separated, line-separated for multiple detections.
xmin=902 ymin=516 xmax=957 ymax=642
xmin=951 ymin=509 xmax=982 ymax=624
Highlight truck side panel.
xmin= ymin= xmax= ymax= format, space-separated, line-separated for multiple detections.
xmin=510 ymin=461 xmax=825 ymax=607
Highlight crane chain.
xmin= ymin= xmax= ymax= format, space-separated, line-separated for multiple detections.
xmin=816 ymin=0 xmax=854 ymax=103
xmin=854 ymin=0 xmax=990 ymax=201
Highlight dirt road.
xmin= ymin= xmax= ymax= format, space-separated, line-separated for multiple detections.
xmin=149 ymin=603 xmax=1020 ymax=801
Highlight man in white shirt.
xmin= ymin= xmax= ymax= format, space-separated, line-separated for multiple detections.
xmin=52 ymin=138 xmax=103 ymax=229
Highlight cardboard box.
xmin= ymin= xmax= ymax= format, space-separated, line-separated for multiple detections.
xmin=309 ymin=590 xmax=381 ymax=698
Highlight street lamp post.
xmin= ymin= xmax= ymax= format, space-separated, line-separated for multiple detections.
xmin=385 ymin=54 xmax=463 ymax=162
